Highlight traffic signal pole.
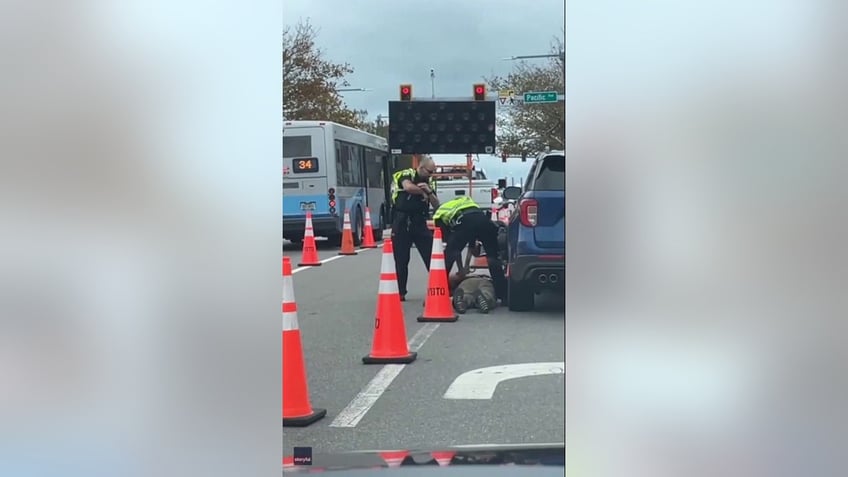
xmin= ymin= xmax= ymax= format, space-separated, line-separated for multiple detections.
xmin=469 ymin=83 xmax=487 ymax=196
xmin=466 ymin=153 xmax=473 ymax=197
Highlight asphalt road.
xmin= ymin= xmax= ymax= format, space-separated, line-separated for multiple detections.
xmin=283 ymin=237 xmax=564 ymax=454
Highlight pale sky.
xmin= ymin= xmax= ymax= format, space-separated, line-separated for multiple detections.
xmin=283 ymin=0 xmax=564 ymax=122
xmin=283 ymin=0 xmax=563 ymax=181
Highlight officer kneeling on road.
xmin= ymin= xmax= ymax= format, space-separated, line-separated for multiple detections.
xmin=390 ymin=156 xmax=440 ymax=301
xmin=433 ymin=195 xmax=508 ymax=304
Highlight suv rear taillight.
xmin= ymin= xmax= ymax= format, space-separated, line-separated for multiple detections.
xmin=491 ymin=187 xmax=499 ymax=202
xmin=519 ymin=199 xmax=538 ymax=227
xmin=328 ymin=188 xmax=336 ymax=215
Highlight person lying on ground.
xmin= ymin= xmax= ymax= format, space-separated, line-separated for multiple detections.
xmin=448 ymin=271 xmax=498 ymax=314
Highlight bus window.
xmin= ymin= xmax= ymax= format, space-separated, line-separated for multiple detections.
xmin=335 ymin=141 xmax=364 ymax=187
xmin=283 ymin=136 xmax=311 ymax=158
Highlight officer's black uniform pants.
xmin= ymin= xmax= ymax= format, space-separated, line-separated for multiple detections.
xmin=391 ymin=213 xmax=433 ymax=297
xmin=443 ymin=212 xmax=508 ymax=300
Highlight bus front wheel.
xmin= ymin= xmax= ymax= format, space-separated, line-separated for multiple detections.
xmin=352 ymin=208 xmax=364 ymax=247
xmin=372 ymin=206 xmax=386 ymax=242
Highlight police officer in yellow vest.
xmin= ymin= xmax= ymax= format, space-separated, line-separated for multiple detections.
xmin=390 ymin=156 xmax=440 ymax=301
xmin=433 ymin=195 xmax=508 ymax=302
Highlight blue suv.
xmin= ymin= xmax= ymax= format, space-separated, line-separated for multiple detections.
xmin=501 ymin=151 xmax=565 ymax=311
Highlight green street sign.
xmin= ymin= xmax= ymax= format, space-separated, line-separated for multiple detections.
xmin=523 ymin=91 xmax=559 ymax=103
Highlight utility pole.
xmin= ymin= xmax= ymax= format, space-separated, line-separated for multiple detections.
xmin=430 ymin=69 xmax=435 ymax=98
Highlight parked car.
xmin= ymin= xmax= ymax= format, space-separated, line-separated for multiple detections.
xmin=501 ymin=151 xmax=565 ymax=311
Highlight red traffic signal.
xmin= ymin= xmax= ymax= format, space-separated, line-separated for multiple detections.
xmin=400 ymin=84 xmax=412 ymax=101
xmin=473 ymin=83 xmax=486 ymax=101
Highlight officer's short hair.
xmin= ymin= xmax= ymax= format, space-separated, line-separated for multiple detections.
xmin=419 ymin=155 xmax=435 ymax=169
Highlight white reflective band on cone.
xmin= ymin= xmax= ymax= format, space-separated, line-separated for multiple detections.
xmin=283 ymin=310 xmax=299 ymax=331
xmin=430 ymin=256 xmax=446 ymax=270
xmin=380 ymin=254 xmax=397 ymax=274
xmin=378 ymin=279 xmax=399 ymax=294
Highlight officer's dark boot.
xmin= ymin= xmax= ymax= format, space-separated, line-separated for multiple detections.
xmin=452 ymin=289 xmax=467 ymax=314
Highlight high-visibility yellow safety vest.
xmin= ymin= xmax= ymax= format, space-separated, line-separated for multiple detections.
xmin=433 ymin=196 xmax=479 ymax=226
xmin=390 ymin=168 xmax=437 ymax=204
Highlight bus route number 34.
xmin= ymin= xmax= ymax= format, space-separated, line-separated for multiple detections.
xmin=292 ymin=158 xmax=319 ymax=173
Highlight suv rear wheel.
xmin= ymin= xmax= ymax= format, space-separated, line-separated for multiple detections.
xmin=507 ymin=277 xmax=535 ymax=311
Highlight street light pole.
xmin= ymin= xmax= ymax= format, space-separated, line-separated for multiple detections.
xmin=501 ymin=53 xmax=561 ymax=60
xmin=501 ymin=50 xmax=566 ymax=100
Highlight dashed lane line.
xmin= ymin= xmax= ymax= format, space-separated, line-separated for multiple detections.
xmin=329 ymin=323 xmax=440 ymax=428
xmin=291 ymin=246 xmax=376 ymax=274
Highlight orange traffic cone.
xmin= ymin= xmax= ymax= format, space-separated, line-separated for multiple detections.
xmin=499 ymin=207 xmax=510 ymax=222
xmin=282 ymin=257 xmax=326 ymax=427
xmin=363 ymin=238 xmax=417 ymax=364
xmin=298 ymin=212 xmax=322 ymax=267
xmin=466 ymin=239 xmax=488 ymax=271
xmin=338 ymin=209 xmax=358 ymax=256
xmin=418 ymin=228 xmax=458 ymax=322
xmin=361 ymin=207 xmax=378 ymax=248
xmin=380 ymin=450 xmax=411 ymax=468
xmin=470 ymin=250 xmax=488 ymax=270
xmin=431 ymin=451 xmax=456 ymax=467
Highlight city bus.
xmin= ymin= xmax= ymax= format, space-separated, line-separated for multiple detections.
xmin=283 ymin=120 xmax=395 ymax=247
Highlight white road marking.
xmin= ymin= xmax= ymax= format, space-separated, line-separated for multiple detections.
xmin=451 ymin=442 xmax=565 ymax=449
xmin=291 ymin=246 xmax=375 ymax=274
xmin=351 ymin=442 xmax=565 ymax=452
xmin=443 ymin=362 xmax=565 ymax=400
xmin=329 ymin=323 xmax=440 ymax=428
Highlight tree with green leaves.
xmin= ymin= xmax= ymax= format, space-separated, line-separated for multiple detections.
xmin=357 ymin=118 xmax=389 ymax=139
xmin=283 ymin=19 xmax=366 ymax=129
xmin=485 ymin=34 xmax=564 ymax=156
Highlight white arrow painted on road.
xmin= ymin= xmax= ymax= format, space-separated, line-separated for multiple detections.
xmin=443 ymin=362 xmax=565 ymax=400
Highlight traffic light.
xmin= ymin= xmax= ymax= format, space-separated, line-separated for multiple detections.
xmin=473 ymin=83 xmax=486 ymax=101
xmin=400 ymin=84 xmax=412 ymax=101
